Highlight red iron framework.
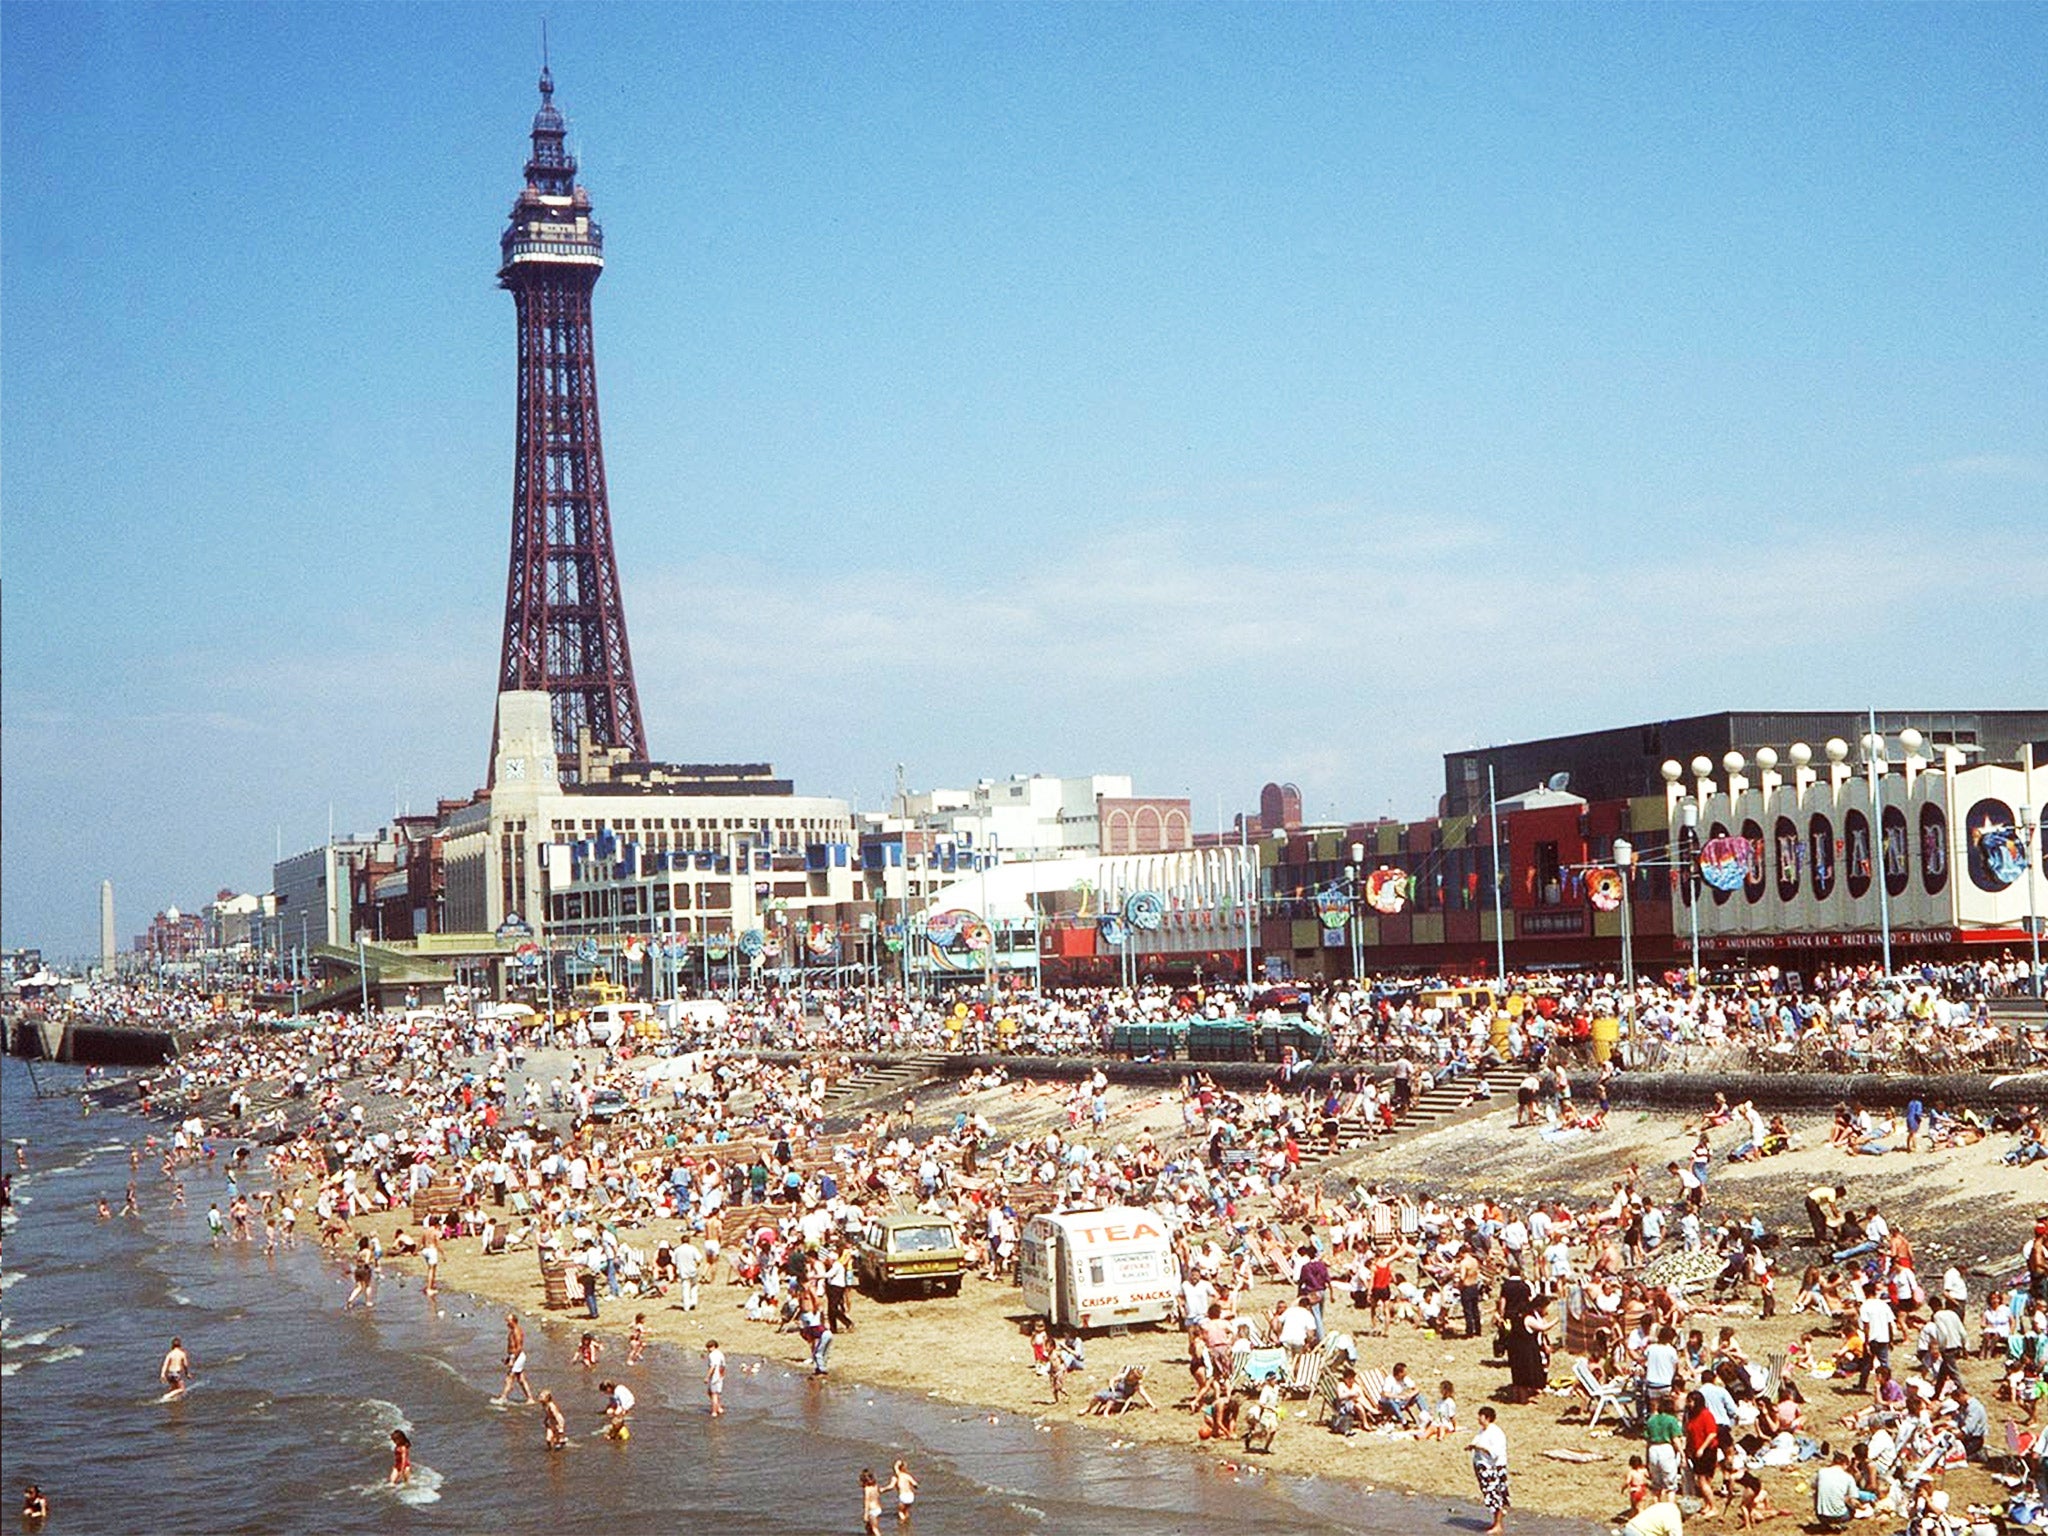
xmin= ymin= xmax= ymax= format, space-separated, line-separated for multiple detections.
xmin=493 ymin=66 xmax=647 ymax=782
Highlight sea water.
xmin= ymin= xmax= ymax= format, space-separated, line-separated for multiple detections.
xmin=0 ymin=1056 xmax=1594 ymax=1535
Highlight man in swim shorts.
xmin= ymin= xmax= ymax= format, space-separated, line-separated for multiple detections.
xmin=499 ymin=1313 xmax=534 ymax=1404
xmin=159 ymin=1337 xmax=192 ymax=1393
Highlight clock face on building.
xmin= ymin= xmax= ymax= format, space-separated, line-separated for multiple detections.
xmin=502 ymin=757 xmax=527 ymax=781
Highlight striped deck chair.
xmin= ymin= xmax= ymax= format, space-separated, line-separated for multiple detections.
xmin=1229 ymin=1346 xmax=1289 ymax=1393
xmin=1561 ymin=1283 xmax=1603 ymax=1359
xmin=1353 ymin=1365 xmax=1392 ymax=1423
xmin=1759 ymin=1351 xmax=1787 ymax=1402
xmin=2007 ymin=1418 xmax=2038 ymax=1472
xmin=1310 ymin=1359 xmax=1345 ymax=1426
xmin=1286 ymin=1344 xmax=1329 ymax=1398
xmin=1368 ymin=1203 xmax=1397 ymax=1250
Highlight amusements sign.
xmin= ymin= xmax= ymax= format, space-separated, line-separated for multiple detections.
xmin=1314 ymin=887 xmax=1352 ymax=930
xmin=1365 ymin=867 xmax=1408 ymax=914
xmin=925 ymin=909 xmax=993 ymax=971
xmin=1706 ymin=929 xmax=1956 ymax=951
xmin=1697 ymin=836 xmax=1751 ymax=893
xmin=1122 ymin=892 xmax=1166 ymax=931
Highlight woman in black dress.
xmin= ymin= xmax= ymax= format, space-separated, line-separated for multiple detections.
xmin=1499 ymin=1267 xmax=1547 ymax=1402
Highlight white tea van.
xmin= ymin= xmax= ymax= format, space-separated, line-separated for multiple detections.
xmin=1018 ymin=1205 xmax=1177 ymax=1331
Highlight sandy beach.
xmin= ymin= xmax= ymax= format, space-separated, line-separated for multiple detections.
xmin=389 ymin=1077 xmax=2036 ymax=1528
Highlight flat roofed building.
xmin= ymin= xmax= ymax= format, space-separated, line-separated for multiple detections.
xmin=1444 ymin=710 xmax=2048 ymax=819
xmin=441 ymin=693 xmax=858 ymax=949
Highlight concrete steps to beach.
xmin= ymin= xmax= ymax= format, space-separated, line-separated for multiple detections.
xmin=1296 ymin=1064 xmax=1524 ymax=1172
xmin=817 ymin=1053 xmax=950 ymax=1117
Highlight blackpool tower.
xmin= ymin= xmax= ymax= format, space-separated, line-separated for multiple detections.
xmin=493 ymin=65 xmax=647 ymax=782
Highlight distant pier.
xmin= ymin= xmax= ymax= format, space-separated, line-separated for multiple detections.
xmin=4 ymin=1011 xmax=178 ymax=1066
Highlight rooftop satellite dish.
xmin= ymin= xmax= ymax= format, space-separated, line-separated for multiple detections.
xmin=1547 ymin=772 xmax=1572 ymax=792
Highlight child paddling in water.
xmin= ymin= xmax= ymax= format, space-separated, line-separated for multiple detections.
xmin=388 ymin=1429 xmax=412 ymax=1486
xmin=860 ymin=1469 xmax=883 ymax=1536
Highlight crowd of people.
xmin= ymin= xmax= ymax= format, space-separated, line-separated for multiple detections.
xmin=18 ymin=957 xmax=2046 ymax=1531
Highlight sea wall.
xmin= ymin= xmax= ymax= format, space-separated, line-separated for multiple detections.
xmin=745 ymin=1047 xmax=2047 ymax=1111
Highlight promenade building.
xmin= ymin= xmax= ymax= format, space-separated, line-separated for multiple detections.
xmin=437 ymin=692 xmax=859 ymax=986
xmin=908 ymin=715 xmax=2045 ymax=984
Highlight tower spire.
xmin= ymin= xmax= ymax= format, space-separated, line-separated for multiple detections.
xmin=493 ymin=64 xmax=648 ymax=784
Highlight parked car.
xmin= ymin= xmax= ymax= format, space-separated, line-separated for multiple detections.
xmin=854 ymin=1211 xmax=965 ymax=1298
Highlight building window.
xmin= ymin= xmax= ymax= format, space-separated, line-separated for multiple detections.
xmin=1534 ymin=841 xmax=1562 ymax=906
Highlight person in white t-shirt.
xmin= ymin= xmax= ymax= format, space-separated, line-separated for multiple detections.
xmin=1856 ymin=1292 xmax=1895 ymax=1390
xmin=1468 ymin=1405 xmax=1510 ymax=1536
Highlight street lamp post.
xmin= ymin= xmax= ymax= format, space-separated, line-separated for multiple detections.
xmin=1488 ymin=762 xmax=1507 ymax=983
xmin=1346 ymin=842 xmax=1365 ymax=985
xmin=1613 ymin=838 xmax=1638 ymax=1056
xmin=1865 ymin=713 xmax=1895 ymax=979
xmin=2022 ymin=803 xmax=2044 ymax=999
xmin=1678 ymin=799 xmax=1701 ymax=984
xmin=1272 ymin=828 xmax=1289 ymax=988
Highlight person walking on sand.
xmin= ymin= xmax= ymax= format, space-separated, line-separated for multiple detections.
xmin=705 ymin=1339 xmax=726 ymax=1416
xmin=498 ymin=1313 xmax=535 ymax=1404
xmin=159 ymin=1337 xmax=193 ymax=1395
xmin=861 ymin=1469 xmax=883 ymax=1536
xmin=1469 ymin=1404 xmax=1510 ymax=1536
xmin=890 ymin=1459 xmax=918 ymax=1529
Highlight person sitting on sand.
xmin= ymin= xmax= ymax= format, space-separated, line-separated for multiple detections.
xmin=1328 ymin=1365 xmax=1367 ymax=1437
xmin=1198 ymin=1388 xmax=1244 ymax=1443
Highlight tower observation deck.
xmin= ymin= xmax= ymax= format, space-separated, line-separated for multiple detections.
xmin=493 ymin=66 xmax=647 ymax=783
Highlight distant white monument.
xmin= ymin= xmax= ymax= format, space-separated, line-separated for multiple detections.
xmin=100 ymin=880 xmax=117 ymax=976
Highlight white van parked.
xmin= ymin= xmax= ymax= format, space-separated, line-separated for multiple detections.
xmin=1017 ymin=1205 xmax=1178 ymax=1331
xmin=584 ymin=1002 xmax=653 ymax=1046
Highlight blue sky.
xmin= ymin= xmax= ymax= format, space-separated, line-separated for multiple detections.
xmin=3 ymin=3 xmax=2043 ymax=956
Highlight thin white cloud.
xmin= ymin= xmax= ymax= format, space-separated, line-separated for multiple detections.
xmin=1926 ymin=454 xmax=2048 ymax=484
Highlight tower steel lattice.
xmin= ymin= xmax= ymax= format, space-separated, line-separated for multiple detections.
xmin=493 ymin=66 xmax=647 ymax=782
